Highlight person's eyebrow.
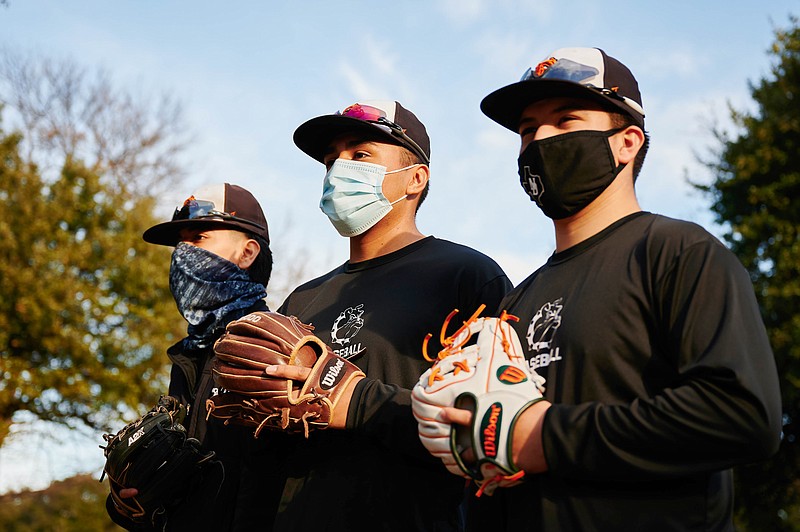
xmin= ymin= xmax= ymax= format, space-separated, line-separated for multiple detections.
xmin=323 ymin=138 xmax=381 ymax=157
xmin=517 ymin=103 xmax=592 ymax=132
xmin=518 ymin=115 xmax=539 ymax=131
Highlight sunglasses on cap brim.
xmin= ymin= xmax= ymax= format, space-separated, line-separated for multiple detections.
xmin=172 ymin=198 xmax=266 ymax=231
xmin=520 ymin=58 xmax=645 ymax=118
xmin=336 ymin=103 xmax=430 ymax=164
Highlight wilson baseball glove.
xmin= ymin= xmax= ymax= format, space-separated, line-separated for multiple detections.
xmin=411 ymin=305 xmax=546 ymax=496
xmin=206 ymin=311 xmax=365 ymax=438
xmin=100 ymin=395 xmax=218 ymax=526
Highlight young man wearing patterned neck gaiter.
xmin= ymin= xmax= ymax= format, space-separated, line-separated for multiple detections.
xmin=107 ymin=182 xmax=272 ymax=531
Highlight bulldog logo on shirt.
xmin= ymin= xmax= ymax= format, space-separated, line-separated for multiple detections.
xmin=526 ymin=298 xmax=564 ymax=370
xmin=330 ymin=304 xmax=366 ymax=359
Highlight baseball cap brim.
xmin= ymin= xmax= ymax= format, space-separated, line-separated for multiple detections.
xmin=143 ymin=217 xmax=266 ymax=247
xmin=481 ymin=78 xmax=645 ymax=132
xmin=143 ymin=183 xmax=269 ymax=247
xmin=293 ymin=114 xmax=411 ymax=164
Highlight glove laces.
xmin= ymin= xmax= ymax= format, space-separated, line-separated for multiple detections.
xmin=475 ymin=470 xmax=526 ymax=497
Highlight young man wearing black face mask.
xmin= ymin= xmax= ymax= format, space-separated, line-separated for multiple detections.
xmin=107 ymin=183 xmax=272 ymax=531
xmin=429 ymin=48 xmax=782 ymax=530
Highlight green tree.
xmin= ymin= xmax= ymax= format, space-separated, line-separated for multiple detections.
xmin=0 ymin=126 xmax=183 ymax=446
xmin=699 ymin=16 xmax=800 ymax=531
xmin=0 ymin=474 xmax=122 ymax=531
xmin=0 ymin=49 xmax=191 ymax=449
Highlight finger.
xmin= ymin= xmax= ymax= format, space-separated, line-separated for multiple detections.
xmin=118 ymin=488 xmax=138 ymax=498
xmin=440 ymin=407 xmax=472 ymax=426
xmin=264 ymin=364 xmax=311 ymax=381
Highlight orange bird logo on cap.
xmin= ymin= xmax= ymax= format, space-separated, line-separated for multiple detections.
xmin=534 ymin=57 xmax=558 ymax=77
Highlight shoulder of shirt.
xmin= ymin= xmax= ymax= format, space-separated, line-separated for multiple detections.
xmin=508 ymin=214 xmax=726 ymax=296
xmin=427 ymin=236 xmax=502 ymax=262
xmin=640 ymin=213 xmax=726 ymax=252
xmin=620 ymin=213 xmax=747 ymax=287
xmin=278 ymin=263 xmax=347 ymax=313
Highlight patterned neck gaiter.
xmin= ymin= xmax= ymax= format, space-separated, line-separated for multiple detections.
xmin=169 ymin=242 xmax=266 ymax=352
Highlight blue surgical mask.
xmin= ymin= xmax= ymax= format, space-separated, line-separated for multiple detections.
xmin=319 ymin=159 xmax=417 ymax=237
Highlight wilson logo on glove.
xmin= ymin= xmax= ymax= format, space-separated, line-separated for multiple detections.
xmin=320 ymin=358 xmax=346 ymax=390
xmin=481 ymin=403 xmax=503 ymax=458
xmin=412 ymin=305 xmax=547 ymax=497
xmin=497 ymin=365 xmax=528 ymax=384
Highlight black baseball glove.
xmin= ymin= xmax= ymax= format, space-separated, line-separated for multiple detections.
xmin=100 ymin=395 xmax=219 ymax=528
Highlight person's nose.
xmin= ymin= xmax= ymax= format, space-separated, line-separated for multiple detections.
xmin=533 ymin=124 xmax=560 ymax=141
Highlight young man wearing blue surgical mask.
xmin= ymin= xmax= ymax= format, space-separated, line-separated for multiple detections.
xmin=422 ymin=48 xmax=782 ymax=531
xmin=243 ymin=100 xmax=512 ymax=531
xmin=107 ymin=183 xmax=272 ymax=531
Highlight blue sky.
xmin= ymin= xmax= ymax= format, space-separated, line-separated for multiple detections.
xmin=0 ymin=0 xmax=796 ymax=492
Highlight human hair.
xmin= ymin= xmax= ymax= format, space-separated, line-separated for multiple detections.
xmin=608 ymin=112 xmax=649 ymax=182
xmin=245 ymin=233 xmax=273 ymax=286
xmin=399 ymin=147 xmax=429 ymax=212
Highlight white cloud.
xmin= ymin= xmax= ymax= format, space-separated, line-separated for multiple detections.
xmin=335 ymin=34 xmax=418 ymax=103
xmin=337 ymin=62 xmax=382 ymax=103
xmin=363 ymin=35 xmax=400 ymax=78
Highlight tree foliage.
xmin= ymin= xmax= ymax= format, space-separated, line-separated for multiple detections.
xmin=0 ymin=474 xmax=121 ymax=531
xmin=0 ymin=127 xmax=184 ymax=446
xmin=0 ymin=49 xmax=192 ymax=445
xmin=699 ymin=16 xmax=800 ymax=530
xmin=0 ymin=49 xmax=192 ymax=448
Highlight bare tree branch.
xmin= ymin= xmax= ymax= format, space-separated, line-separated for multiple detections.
xmin=0 ymin=47 xmax=191 ymax=196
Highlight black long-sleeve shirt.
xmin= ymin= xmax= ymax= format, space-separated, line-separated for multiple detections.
xmin=263 ymin=236 xmax=512 ymax=532
xmin=468 ymin=212 xmax=781 ymax=531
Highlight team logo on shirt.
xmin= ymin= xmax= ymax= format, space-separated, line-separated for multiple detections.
xmin=330 ymin=304 xmax=366 ymax=359
xmin=526 ymin=298 xmax=564 ymax=370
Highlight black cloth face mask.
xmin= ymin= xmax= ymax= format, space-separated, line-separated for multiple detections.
xmin=517 ymin=128 xmax=625 ymax=219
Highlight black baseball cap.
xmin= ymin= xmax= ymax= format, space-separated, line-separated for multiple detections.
xmin=143 ymin=183 xmax=270 ymax=246
xmin=481 ymin=47 xmax=645 ymax=131
xmin=293 ymin=100 xmax=431 ymax=164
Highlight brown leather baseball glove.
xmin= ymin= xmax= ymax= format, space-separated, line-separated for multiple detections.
xmin=206 ymin=311 xmax=365 ymax=438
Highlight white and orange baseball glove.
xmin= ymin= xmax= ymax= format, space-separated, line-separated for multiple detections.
xmin=411 ymin=306 xmax=545 ymax=496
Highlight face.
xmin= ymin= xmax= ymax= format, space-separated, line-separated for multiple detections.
xmin=177 ymin=227 xmax=252 ymax=265
xmin=323 ymin=133 xmax=409 ymax=169
xmin=517 ymin=97 xmax=616 ymax=153
xmin=323 ymin=133 xmax=415 ymax=201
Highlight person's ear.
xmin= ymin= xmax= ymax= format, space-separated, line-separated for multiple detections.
xmin=405 ymin=164 xmax=429 ymax=196
xmin=237 ymin=238 xmax=261 ymax=270
xmin=616 ymin=126 xmax=644 ymax=166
